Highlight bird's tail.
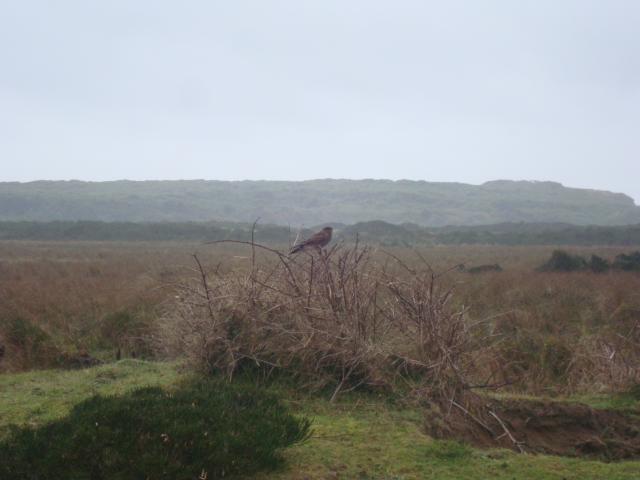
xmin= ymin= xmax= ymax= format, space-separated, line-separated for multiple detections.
xmin=289 ymin=244 xmax=304 ymax=255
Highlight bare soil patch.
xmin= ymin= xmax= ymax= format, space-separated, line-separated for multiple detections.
xmin=425 ymin=398 xmax=640 ymax=461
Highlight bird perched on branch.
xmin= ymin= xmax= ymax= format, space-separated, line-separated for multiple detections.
xmin=289 ymin=226 xmax=333 ymax=254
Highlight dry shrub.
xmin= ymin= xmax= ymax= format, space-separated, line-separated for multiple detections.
xmin=569 ymin=308 xmax=640 ymax=392
xmin=98 ymin=310 xmax=154 ymax=359
xmin=157 ymin=242 xmax=487 ymax=401
xmin=157 ymin=242 xmax=556 ymax=454
xmin=0 ymin=316 xmax=60 ymax=371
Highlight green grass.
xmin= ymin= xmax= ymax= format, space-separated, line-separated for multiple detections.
xmin=257 ymin=393 xmax=640 ymax=480
xmin=489 ymin=390 xmax=640 ymax=413
xmin=1 ymin=361 xmax=639 ymax=479
xmin=0 ymin=359 xmax=181 ymax=435
xmin=570 ymin=392 xmax=640 ymax=412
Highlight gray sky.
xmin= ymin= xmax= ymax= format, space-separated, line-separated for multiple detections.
xmin=1 ymin=1 xmax=639 ymax=203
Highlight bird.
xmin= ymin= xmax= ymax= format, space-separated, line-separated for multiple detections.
xmin=289 ymin=227 xmax=333 ymax=254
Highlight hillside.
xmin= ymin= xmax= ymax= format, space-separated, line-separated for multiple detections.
xmin=0 ymin=179 xmax=638 ymax=226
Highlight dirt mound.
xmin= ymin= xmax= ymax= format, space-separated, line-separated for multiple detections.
xmin=424 ymin=398 xmax=640 ymax=460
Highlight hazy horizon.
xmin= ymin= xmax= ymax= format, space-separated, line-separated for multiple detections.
xmin=2 ymin=2 xmax=638 ymax=201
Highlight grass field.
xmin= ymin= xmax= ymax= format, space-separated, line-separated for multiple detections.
xmin=1 ymin=360 xmax=639 ymax=479
xmin=2 ymin=241 xmax=638 ymax=391
xmin=1 ymin=241 xmax=639 ymax=478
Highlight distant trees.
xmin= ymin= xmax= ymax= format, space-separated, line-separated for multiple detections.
xmin=538 ymin=251 xmax=588 ymax=272
xmin=612 ymin=251 xmax=640 ymax=271
xmin=589 ymin=254 xmax=610 ymax=273
xmin=1 ymin=220 xmax=640 ymax=247
xmin=465 ymin=264 xmax=503 ymax=274
xmin=538 ymin=250 xmax=640 ymax=273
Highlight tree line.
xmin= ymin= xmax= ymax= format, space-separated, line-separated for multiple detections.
xmin=1 ymin=220 xmax=640 ymax=246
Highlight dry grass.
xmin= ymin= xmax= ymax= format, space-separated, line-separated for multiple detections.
xmin=1 ymin=240 xmax=638 ymax=398
xmin=456 ymin=269 xmax=640 ymax=394
xmin=2 ymin=240 xmax=639 ymax=457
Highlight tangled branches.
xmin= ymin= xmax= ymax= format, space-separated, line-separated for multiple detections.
xmin=157 ymin=241 xmax=491 ymax=402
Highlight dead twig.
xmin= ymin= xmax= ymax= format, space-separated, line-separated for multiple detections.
xmin=489 ymin=410 xmax=527 ymax=454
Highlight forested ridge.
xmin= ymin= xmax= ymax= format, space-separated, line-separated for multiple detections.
xmin=1 ymin=179 xmax=638 ymax=226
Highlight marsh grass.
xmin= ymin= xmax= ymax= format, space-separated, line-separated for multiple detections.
xmin=1 ymin=241 xmax=639 ymax=396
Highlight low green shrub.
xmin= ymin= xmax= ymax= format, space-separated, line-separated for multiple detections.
xmin=627 ymin=383 xmax=640 ymax=400
xmin=539 ymin=250 xmax=640 ymax=273
xmin=537 ymin=250 xmax=588 ymax=272
xmin=466 ymin=263 xmax=503 ymax=274
xmin=0 ymin=316 xmax=60 ymax=369
xmin=589 ymin=254 xmax=610 ymax=273
xmin=0 ymin=380 xmax=311 ymax=480
xmin=98 ymin=310 xmax=153 ymax=358
xmin=612 ymin=251 xmax=640 ymax=271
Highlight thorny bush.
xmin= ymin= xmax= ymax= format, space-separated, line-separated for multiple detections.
xmin=157 ymin=242 xmax=491 ymax=402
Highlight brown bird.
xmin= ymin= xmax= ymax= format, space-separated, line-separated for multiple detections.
xmin=289 ymin=226 xmax=333 ymax=254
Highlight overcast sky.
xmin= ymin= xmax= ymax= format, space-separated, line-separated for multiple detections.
xmin=1 ymin=1 xmax=638 ymax=202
